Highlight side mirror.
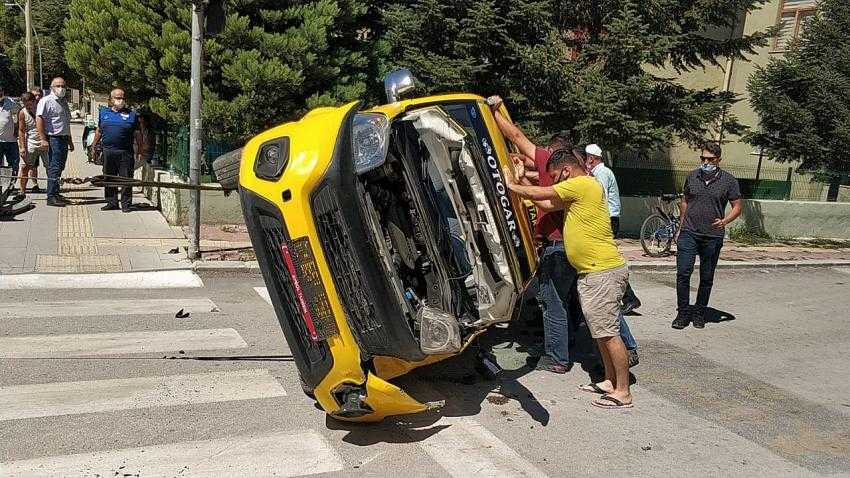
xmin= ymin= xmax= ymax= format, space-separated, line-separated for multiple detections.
xmin=384 ymin=69 xmax=417 ymax=103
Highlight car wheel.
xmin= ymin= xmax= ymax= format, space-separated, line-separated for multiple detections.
xmin=212 ymin=148 xmax=242 ymax=191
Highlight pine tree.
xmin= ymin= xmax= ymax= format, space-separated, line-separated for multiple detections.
xmin=64 ymin=0 xmax=372 ymax=142
xmin=748 ymin=0 xmax=850 ymax=176
xmin=382 ymin=0 xmax=771 ymax=154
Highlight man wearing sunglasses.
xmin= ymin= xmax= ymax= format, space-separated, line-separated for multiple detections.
xmin=672 ymin=142 xmax=742 ymax=329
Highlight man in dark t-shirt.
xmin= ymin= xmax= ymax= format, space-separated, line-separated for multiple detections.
xmin=672 ymin=142 xmax=742 ymax=329
xmin=90 ymin=88 xmax=145 ymax=212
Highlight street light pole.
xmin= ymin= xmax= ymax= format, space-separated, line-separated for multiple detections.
xmin=23 ymin=0 xmax=33 ymax=89
xmin=187 ymin=0 xmax=205 ymax=260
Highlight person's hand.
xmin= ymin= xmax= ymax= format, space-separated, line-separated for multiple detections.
xmin=711 ymin=217 xmax=726 ymax=229
xmin=674 ymin=229 xmax=680 ymax=243
xmin=486 ymin=95 xmax=503 ymax=110
xmin=502 ymin=165 xmax=517 ymax=187
xmin=20 ymin=149 xmax=28 ymax=163
xmin=68 ymin=141 xmax=75 ymax=152
xmin=510 ymin=153 xmax=526 ymax=180
xmin=40 ymin=139 xmax=49 ymax=151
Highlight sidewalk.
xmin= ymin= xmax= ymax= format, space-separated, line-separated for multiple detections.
xmin=0 ymin=124 xmax=190 ymax=274
xmin=619 ymin=238 xmax=850 ymax=269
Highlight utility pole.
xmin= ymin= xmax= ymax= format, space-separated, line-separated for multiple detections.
xmin=23 ymin=0 xmax=34 ymax=89
xmin=187 ymin=0 xmax=205 ymax=260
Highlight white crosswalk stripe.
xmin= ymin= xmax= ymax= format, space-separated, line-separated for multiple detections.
xmin=0 ymin=328 xmax=247 ymax=358
xmin=0 ymin=297 xmax=219 ymax=319
xmin=419 ymin=416 xmax=548 ymax=477
xmin=0 ymin=270 xmax=204 ymax=290
xmin=0 ymin=429 xmax=342 ymax=477
xmin=0 ymin=369 xmax=287 ymax=421
xmin=254 ymin=286 xmax=272 ymax=305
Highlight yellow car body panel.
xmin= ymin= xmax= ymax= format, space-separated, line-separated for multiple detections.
xmin=239 ymin=94 xmax=537 ymax=422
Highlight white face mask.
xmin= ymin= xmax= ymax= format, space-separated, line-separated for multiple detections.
xmin=113 ymin=99 xmax=125 ymax=108
xmin=52 ymin=87 xmax=66 ymax=98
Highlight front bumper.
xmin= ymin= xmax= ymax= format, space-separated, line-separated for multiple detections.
xmin=239 ymin=102 xmax=440 ymax=421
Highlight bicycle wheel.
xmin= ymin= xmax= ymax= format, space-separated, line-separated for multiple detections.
xmin=640 ymin=214 xmax=674 ymax=257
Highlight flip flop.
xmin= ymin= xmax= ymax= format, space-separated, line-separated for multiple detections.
xmin=592 ymin=395 xmax=634 ymax=409
xmin=578 ymin=383 xmax=610 ymax=395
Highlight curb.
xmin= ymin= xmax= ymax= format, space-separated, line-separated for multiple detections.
xmin=629 ymin=259 xmax=850 ymax=271
xmin=192 ymin=260 xmax=261 ymax=273
xmin=188 ymin=259 xmax=850 ymax=273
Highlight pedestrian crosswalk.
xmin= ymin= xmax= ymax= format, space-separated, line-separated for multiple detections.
xmin=0 ymin=277 xmax=552 ymax=477
xmin=0 ymin=369 xmax=287 ymax=421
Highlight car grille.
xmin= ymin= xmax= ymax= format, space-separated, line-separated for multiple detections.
xmin=312 ymin=187 xmax=394 ymax=356
xmin=257 ymin=212 xmax=328 ymax=361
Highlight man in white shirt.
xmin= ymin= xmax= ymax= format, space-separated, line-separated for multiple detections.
xmin=0 ymin=85 xmax=22 ymax=187
xmin=36 ymin=77 xmax=74 ymax=207
xmin=585 ymin=144 xmax=642 ymax=314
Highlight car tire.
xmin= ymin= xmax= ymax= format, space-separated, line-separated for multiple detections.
xmin=212 ymin=148 xmax=242 ymax=191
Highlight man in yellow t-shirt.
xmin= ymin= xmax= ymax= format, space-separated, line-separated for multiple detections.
xmin=503 ymin=149 xmax=633 ymax=409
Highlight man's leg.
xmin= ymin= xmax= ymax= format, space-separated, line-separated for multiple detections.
xmin=102 ymin=150 xmax=120 ymax=208
xmin=673 ymin=230 xmax=698 ymax=328
xmin=46 ymin=137 xmax=62 ymax=201
xmin=596 ymin=335 xmax=632 ymax=404
xmin=7 ymin=142 xmax=19 ymax=178
xmin=692 ymin=235 xmax=724 ymax=328
xmin=54 ymin=137 xmax=69 ymax=200
xmin=535 ymin=244 xmax=571 ymax=372
xmin=119 ymin=150 xmax=134 ymax=209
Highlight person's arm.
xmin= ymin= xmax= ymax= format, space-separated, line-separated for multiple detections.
xmin=712 ymin=199 xmax=742 ymax=229
xmin=90 ymin=128 xmax=102 ymax=151
xmin=35 ymin=100 xmax=48 ymax=148
xmin=712 ymin=179 xmax=743 ymax=229
xmin=17 ymin=110 xmax=27 ymax=161
xmin=676 ymin=181 xmax=688 ymax=241
xmin=486 ymin=96 xmax=537 ymax=159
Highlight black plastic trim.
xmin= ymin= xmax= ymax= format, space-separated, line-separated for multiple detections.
xmin=239 ymin=188 xmax=333 ymax=388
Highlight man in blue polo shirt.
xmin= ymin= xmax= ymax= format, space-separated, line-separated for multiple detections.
xmin=90 ymin=88 xmax=144 ymax=212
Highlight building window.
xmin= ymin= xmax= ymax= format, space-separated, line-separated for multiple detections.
xmin=773 ymin=0 xmax=818 ymax=52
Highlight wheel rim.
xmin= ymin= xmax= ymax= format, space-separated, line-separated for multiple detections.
xmin=641 ymin=216 xmax=672 ymax=256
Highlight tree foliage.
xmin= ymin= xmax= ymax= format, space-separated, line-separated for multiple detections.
xmin=748 ymin=0 xmax=850 ymax=174
xmin=383 ymin=0 xmax=771 ymax=154
xmin=64 ymin=0 xmax=372 ymax=142
xmin=1 ymin=0 xmax=73 ymax=93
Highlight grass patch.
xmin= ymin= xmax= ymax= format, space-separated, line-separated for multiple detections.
xmin=729 ymin=225 xmax=774 ymax=245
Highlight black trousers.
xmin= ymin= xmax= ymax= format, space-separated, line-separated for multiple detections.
xmin=103 ymin=149 xmax=134 ymax=207
xmin=610 ymin=216 xmax=640 ymax=304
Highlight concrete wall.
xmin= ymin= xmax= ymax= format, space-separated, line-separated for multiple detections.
xmin=620 ymin=196 xmax=850 ymax=240
xmin=136 ymin=165 xmax=244 ymax=226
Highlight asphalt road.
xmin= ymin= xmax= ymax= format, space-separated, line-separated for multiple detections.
xmin=1 ymin=267 xmax=848 ymax=477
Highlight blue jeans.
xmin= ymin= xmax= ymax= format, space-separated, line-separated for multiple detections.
xmin=537 ymin=242 xmax=577 ymax=366
xmin=676 ymin=230 xmax=724 ymax=310
xmin=0 ymin=141 xmax=20 ymax=177
xmin=46 ymin=136 xmax=69 ymax=198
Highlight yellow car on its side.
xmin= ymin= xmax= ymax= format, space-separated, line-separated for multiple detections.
xmin=225 ymin=70 xmax=539 ymax=422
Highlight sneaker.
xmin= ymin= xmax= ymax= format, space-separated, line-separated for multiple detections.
xmin=121 ymin=205 xmax=132 ymax=213
xmin=31 ymin=185 xmax=41 ymax=193
xmin=671 ymin=308 xmax=691 ymax=329
xmin=622 ymin=297 xmax=642 ymax=315
xmin=56 ymin=194 xmax=72 ymax=203
xmin=692 ymin=307 xmax=706 ymax=329
xmin=46 ymin=197 xmax=66 ymax=207
xmin=628 ymin=348 xmax=640 ymax=368
xmin=101 ymin=204 xmax=120 ymax=211
xmin=535 ymin=356 xmax=571 ymax=374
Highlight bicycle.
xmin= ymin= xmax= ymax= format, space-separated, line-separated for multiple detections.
xmin=639 ymin=193 xmax=683 ymax=257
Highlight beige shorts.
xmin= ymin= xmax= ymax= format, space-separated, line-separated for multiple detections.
xmin=577 ymin=265 xmax=629 ymax=338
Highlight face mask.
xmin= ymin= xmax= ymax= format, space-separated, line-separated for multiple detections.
xmin=113 ymin=99 xmax=125 ymax=108
xmin=53 ymin=87 xmax=66 ymax=98
xmin=700 ymin=163 xmax=717 ymax=173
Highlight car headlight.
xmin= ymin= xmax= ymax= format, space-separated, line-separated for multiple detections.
xmin=254 ymin=137 xmax=290 ymax=181
xmin=352 ymin=113 xmax=390 ymax=175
